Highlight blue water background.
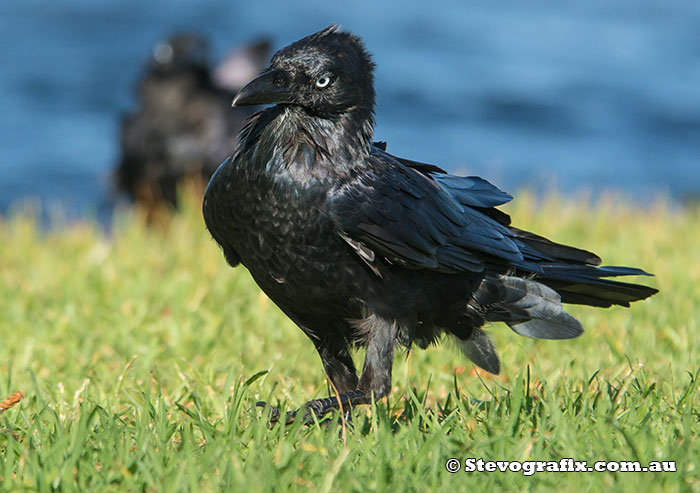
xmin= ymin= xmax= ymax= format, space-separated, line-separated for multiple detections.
xmin=1 ymin=0 xmax=699 ymax=218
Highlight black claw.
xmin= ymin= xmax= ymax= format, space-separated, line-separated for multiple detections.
xmin=255 ymin=401 xmax=282 ymax=423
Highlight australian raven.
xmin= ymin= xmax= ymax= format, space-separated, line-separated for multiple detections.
xmin=203 ymin=25 xmax=658 ymax=423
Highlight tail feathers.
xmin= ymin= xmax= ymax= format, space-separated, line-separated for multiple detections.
xmin=539 ymin=264 xmax=659 ymax=308
xmin=474 ymin=275 xmax=584 ymax=340
xmin=508 ymin=315 xmax=583 ymax=340
xmin=453 ymin=328 xmax=500 ymax=374
xmin=452 ymin=265 xmax=657 ymax=374
xmin=510 ymin=227 xmax=602 ymax=265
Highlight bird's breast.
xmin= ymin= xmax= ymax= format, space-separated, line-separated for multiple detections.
xmin=204 ymin=155 xmax=362 ymax=313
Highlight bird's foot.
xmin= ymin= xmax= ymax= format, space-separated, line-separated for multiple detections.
xmin=256 ymin=389 xmax=369 ymax=425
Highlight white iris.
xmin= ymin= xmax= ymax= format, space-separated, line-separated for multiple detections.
xmin=316 ymin=76 xmax=331 ymax=88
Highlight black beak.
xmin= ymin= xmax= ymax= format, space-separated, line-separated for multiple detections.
xmin=232 ymin=69 xmax=294 ymax=107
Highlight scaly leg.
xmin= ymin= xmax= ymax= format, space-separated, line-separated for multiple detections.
xmin=258 ymin=315 xmax=398 ymax=425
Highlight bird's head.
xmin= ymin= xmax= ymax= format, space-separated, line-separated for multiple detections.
xmin=232 ymin=25 xmax=376 ymax=118
xmin=150 ymin=33 xmax=209 ymax=76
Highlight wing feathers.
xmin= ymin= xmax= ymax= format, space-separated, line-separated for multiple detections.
xmin=331 ymin=149 xmax=529 ymax=272
xmin=330 ymin=146 xmax=657 ymax=310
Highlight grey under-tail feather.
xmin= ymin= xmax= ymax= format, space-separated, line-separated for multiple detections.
xmin=453 ymin=275 xmax=585 ymax=373
xmin=453 ymin=328 xmax=500 ymax=374
xmin=474 ymin=275 xmax=584 ymax=340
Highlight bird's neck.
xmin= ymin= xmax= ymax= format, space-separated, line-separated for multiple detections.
xmin=289 ymin=105 xmax=374 ymax=156
xmin=246 ymin=105 xmax=375 ymax=181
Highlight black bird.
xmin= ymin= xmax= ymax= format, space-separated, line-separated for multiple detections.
xmin=203 ymin=25 xmax=658 ymax=423
xmin=116 ymin=33 xmax=270 ymax=209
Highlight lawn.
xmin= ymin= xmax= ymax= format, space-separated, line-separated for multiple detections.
xmin=1 ymin=188 xmax=698 ymax=491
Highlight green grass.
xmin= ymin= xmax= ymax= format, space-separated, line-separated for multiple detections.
xmin=0 ymin=189 xmax=698 ymax=492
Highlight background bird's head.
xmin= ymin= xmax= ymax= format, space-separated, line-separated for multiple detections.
xmin=149 ymin=33 xmax=210 ymax=77
xmin=232 ymin=25 xmax=376 ymax=119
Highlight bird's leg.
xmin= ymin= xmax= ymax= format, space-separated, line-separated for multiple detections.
xmin=258 ymin=318 xmax=399 ymax=425
xmin=315 ymin=338 xmax=360 ymax=394
xmin=357 ymin=316 xmax=398 ymax=399
xmin=292 ymin=318 xmax=398 ymax=423
xmin=257 ymin=338 xmax=361 ymax=424
xmin=268 ymin=317 xmax=400 ymax=424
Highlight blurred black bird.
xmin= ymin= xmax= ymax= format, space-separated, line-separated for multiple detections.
xmin=116 ymin=33 xmax=270 ymax=210
xmin=203 ymin=25 xmax=658 ymax=423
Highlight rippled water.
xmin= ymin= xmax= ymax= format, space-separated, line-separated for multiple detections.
xmin=1 ymin=0 xmax=699 ymax=219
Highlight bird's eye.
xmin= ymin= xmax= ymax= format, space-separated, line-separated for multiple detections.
xmin=315 ymin=76 xmax=331 ymax=88
xmin=152 ymin=41 xmax=174 ymax=64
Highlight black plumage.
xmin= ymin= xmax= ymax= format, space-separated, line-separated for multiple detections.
xmin=116 ymin=34 xmax=269 ymax=209
xmin=203 ymin=25 xmax=658 ymax=422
